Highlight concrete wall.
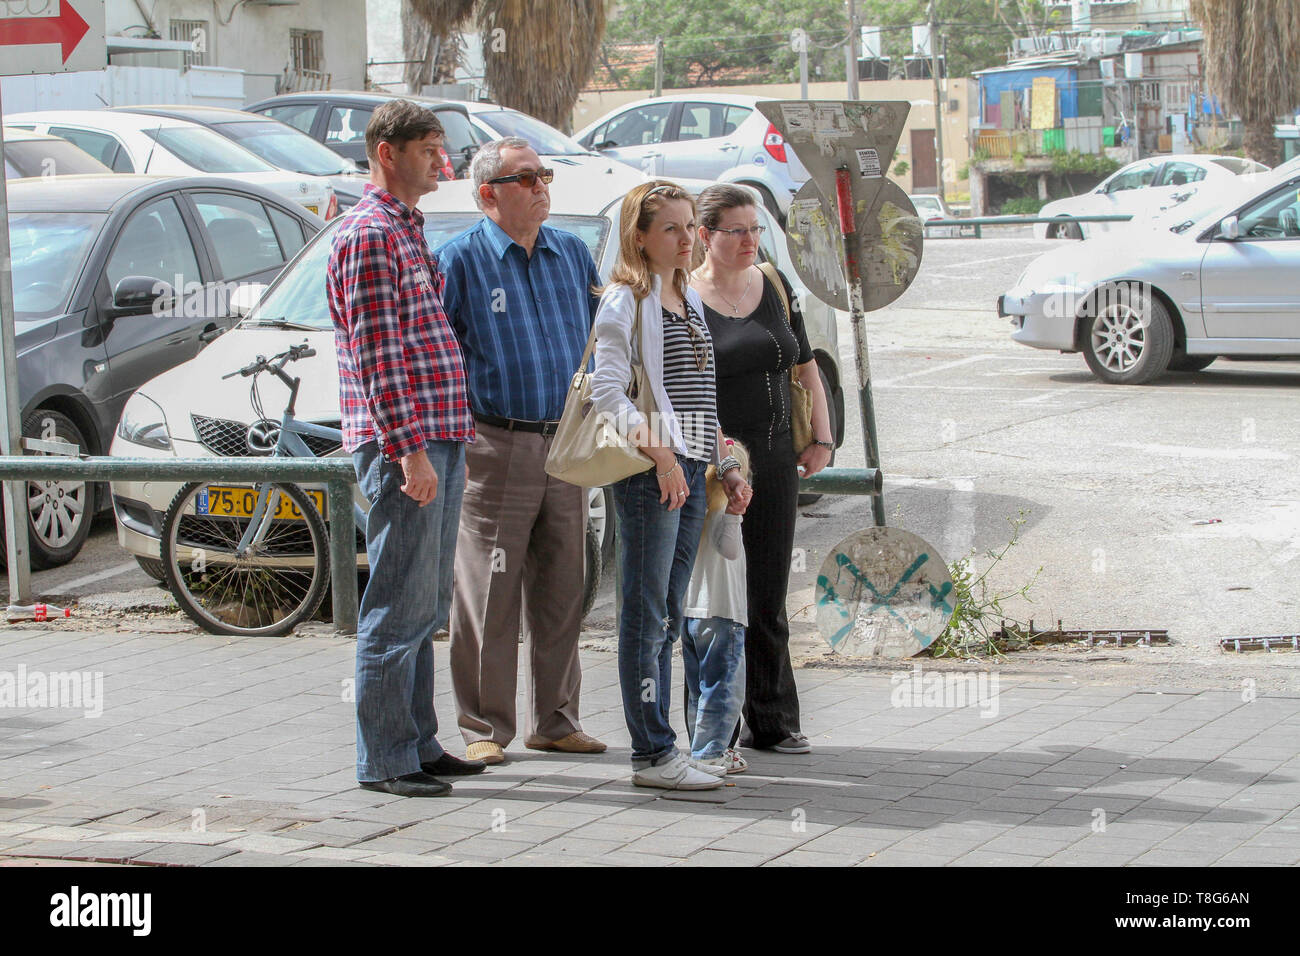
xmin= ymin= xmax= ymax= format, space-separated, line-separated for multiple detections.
xmin=1 ymin=65 xmax=246 ymax=112
xmin=106 ymin=0 xmax=368 ymax=95
xmin=572 ymin=78 xmax=976 ymax=196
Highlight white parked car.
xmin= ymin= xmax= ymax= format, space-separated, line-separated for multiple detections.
xmin=459 ymin=100 xmax=648 ymax=194
xmin=909 ymin=194 xmax=960 ymax=238
xmin=1001 ymin=162 xmax=1300 ymax=384
xmin=1034 ymin=153 xmax=1268 ymax=240
xmin=5 ymin=110 xmax=333 ymax=217
xmin=574 ymin=94 xmax=810 ymax=218
xmin=110 ymin=175 xmax=846 ymax=579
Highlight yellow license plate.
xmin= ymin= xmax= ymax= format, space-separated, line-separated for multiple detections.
xmin=304 ymin=204 xmax=318 ymax=214
xmin=198 ymin=486 xmax=325 ymax=520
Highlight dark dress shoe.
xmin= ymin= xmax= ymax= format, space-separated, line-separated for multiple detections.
xmin=421 ymin=753 xmax=487 ymax=776
xmin=359 ymin=771 xmax=452 ymax=797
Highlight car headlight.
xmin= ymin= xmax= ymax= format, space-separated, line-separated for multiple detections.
xmin=117 ymin=392 xmax=171 ymax=450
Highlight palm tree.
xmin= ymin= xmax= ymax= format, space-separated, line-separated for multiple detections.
xmin=1191 ymin=0 xmax=1300 ymax=165
xmin=403 ymin=0 xmax=608 ymax=133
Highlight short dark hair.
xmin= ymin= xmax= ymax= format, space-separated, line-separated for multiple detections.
xmin=365 ymin=100 xmax=445 ymax=162
xmin=696 ymin=183 xmax=756 ymax=232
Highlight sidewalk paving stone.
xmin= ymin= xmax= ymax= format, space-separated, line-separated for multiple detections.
xmin=5 ymin=631 xmax=1300 ymax=866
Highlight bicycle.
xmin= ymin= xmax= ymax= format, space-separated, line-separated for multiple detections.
xmin=160 ymin=343 xmax=363 ymax=636
xmin=161 ymin=343 xmax=604 ymax=636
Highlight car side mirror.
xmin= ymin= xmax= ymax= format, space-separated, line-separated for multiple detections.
xmin=112 ymin=275 xmax=174 ymax=316
xmin=1218 ymin=215 xmax=1240 ymax=240
xmin=594 ymin=139 xmax=616 ymax=151
xmin=229 ymin=282 xmax=268 ymax=318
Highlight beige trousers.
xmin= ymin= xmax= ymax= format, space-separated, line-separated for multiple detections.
xmin=450 ymin=422 xmax=586 ymax=746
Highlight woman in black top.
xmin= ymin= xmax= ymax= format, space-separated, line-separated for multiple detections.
xmin=689 ymin=183 xmax=834 ymax=754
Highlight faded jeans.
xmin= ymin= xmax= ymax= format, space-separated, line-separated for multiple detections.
xmin=352 ymin=440 xmax=465 ymax=782
xmin=612 ymin=457 xmax=707 ymax=768
xmin=682 ymin=616 xmax=746 ymax=759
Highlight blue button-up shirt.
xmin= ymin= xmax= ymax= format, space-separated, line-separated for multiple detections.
xmin=436 ymin=218 xmax=600 ymax=421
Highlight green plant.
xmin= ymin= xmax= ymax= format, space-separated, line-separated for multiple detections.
xmin=929 ymin=512 xmax=1041 ymax=658
xmin=893 ymin=160 xmax=910 ymax=177
xmin=999 ymin=196 xmax=1048 ymax=215
xmin=1047 ymin=149 xmax=1120 ymax=177
xmin=1011 ymin=151 xmax=1026 ymax=169
xmin=971 ymin=146 xmax=992 ymax=162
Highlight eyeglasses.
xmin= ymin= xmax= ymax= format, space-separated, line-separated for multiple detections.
xmin=667 ymin=311 xmax=711 ymax=373
xmin=487 ymin=168 xmax=554 ymax=188
xmin=710 ymin=225 xmax=766 ymax=239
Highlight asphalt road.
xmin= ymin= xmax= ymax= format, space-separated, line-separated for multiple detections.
xmin=8 ymin=229 xmax=1300 ymax=657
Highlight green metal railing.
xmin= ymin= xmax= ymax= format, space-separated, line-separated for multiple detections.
xmin=927 ymin=213 xmax=1133 ymax=238
xmin=0 ymin=456 xmax=360 ymax=635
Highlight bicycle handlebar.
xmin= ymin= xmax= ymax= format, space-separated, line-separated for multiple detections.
xmin=222 ymin=342 xmax=316 ymax=380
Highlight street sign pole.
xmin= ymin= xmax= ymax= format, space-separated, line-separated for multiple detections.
xmin=0 ymin=88 xmax=32 ymax=605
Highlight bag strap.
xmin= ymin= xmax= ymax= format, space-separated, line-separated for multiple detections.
xmin=572 ymin=288 xmax=644 ymax=377
xmin=757 ymin=261 xmax=791 ymax=327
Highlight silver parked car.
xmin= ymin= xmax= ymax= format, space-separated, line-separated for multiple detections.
xmin=1001 ymin=163 xmax=1300 ymax=384
xmin=574 ymin=94 xmax=809 ymax=219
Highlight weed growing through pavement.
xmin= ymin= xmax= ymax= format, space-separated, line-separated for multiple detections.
xmin=929 ymin=511 xmax=1040 ymax=658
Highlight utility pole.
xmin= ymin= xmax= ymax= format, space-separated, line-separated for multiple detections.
xmin=929 ymin=0 xmax=946 ymax=199
xmin=846 ymin=0 xmax=860 ymax=100
xmin=653 ymin=36 xmax=664 ymax=97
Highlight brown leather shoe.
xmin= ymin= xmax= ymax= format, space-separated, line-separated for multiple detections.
xmin=524 ymin=731 xmax=607 ymax=754
xmin=465 ymin=741 xmax=505 ymax=764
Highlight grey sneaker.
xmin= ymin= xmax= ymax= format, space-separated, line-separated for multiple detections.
xmin=772 ymin=733 xmax=811 ymax=754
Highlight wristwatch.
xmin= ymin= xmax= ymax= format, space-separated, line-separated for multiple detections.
xmin=811 ymin=439 xmax=834 ymax=450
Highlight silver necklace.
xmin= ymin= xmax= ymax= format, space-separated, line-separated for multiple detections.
xmin=715 ymin=268 xmax=753 ymax=316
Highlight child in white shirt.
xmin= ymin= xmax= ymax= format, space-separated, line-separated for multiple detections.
xmin=682 ymin=439 xmax=751 ymax=775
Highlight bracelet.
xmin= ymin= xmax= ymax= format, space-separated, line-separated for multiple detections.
xmin=655 ymin=463 xmax=679 ymax=479
xmin=811 ymin=439 xmax=834 ymax=450
xmin=717 ymin=456 xmax=741 ymax=477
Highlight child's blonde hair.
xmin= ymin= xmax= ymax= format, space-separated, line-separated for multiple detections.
xmin=704 ymin=438 xmax=751 ymax=514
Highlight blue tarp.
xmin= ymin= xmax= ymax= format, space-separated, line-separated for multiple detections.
xmin=979 ymin=66 xmax=1079 ymax=124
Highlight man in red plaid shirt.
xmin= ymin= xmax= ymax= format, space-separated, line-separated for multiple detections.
xmin=327 ymin=100 xmax=484 ymax=798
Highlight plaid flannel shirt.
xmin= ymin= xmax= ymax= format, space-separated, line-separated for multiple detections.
xmin=327 ymin=184 xmax=473 ymax=460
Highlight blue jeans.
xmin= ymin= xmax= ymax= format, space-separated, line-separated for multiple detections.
xmin=612 ymin=457 xmax=707 ymax=768
xmin=352 ymin=440 xmax=465 ymax=782
xmin=682 ymin=616 xmax=746 ymax=759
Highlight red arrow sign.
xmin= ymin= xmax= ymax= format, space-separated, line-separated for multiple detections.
xmin=0 ymin=3 xmax=90 ymax=64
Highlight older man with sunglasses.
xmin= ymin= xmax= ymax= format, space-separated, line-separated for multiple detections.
xmin=436 ymin=137 xmax=607 ymax=764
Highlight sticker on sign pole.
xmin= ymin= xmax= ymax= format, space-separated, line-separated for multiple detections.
xmin=856 ymin=148 xmax=882 ymax=177
xmin=815 ymin=527 xmax=953 ymax=658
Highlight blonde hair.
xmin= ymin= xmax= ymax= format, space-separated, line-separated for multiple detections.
xmin=704 ymin=438 xmax=751 ymax=514
xmin=604 ymin=180 xmax=695 ymax=302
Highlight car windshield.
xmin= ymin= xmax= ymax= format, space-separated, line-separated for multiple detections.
xmin=1210 ymin=157 xmax=1270 ymax=176
xmin=474 ymin=109 xmax=588 ymax=156
xmin=8 ymin=211 xmax=105 ymax=319
xmin=911 ymin=197 xmax=943 ymax=216
xmin=246 ymin=212 xmax=611 ymax=331
xmin=145 ymin=126 xmax=277 ymax=173
xmin=215 ymin=120 xmax=354 ymax=176
xmin=1160 ymin=172 xmax=1277 ymax=234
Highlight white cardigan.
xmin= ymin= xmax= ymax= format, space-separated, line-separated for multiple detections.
xmin=589 ymin=274 xmax=722 ymax=466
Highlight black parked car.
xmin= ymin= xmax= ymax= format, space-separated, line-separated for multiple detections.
xmin=108 ymin=105 xmax=363 ymax=214
xmin=244 ymin=91 xmax=480 ymax=178
xmin=4 ymin=173 xmax=323 ymax=569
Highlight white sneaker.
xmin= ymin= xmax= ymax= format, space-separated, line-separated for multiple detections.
xmin=688 ymin=756 xmax=729 ymax=777
xmin=632 ymin=754 xmax=724 ymax=790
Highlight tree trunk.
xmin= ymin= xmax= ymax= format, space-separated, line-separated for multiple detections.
xmin=1242 ymin=120 xmax=1281 ymax=167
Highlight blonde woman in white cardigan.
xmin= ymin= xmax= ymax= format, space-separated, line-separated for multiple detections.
xmin=589 ymin=181 xmax=749 ymax=791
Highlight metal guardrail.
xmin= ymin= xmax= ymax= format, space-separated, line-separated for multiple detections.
xmin=798 ymin=467 xmax=883 ymax=496
xmin=926 ymin=213 xmax=1133 ymax=238
xmin=0 ymin=456 xmax=359 ymax=636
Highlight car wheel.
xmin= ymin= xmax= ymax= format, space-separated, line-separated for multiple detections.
xmin=1081 ymin=284 xmax=1175 ymax=385
xmin=0 ymin=410 xmax=95 ymax=571
xmin=587 ymin=485 xmax=615 ymax=568
xmin=747 ymin=183 xmax=783 ymax=223
xmin=797 ymin=364 xmax=838 ymax=506
xmin=135 ymin=556 xmax=166 ymax=582
xmin=1047 ymin=219 xmax=1083 ymax=240
xmin=1168 ymin=353 xmax=1216 ymax=373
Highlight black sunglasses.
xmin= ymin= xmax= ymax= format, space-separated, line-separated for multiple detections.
xmin=487 ymin=168 xmax=554 ymax=188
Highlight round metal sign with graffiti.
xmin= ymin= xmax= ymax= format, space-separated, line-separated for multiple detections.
xmin=815 ymin=527 xmax=954 ymax=658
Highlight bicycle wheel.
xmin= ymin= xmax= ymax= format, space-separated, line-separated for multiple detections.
xmin=161 ymin=481 xmax=330 ymax=637
xmin=581 ymin=524 xmax=601 ymax=619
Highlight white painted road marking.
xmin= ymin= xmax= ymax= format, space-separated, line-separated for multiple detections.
xmin=874 ymin=354 xmax=995 ymax=388
xmin=53 ymin=561 xmax=139 ymax=592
